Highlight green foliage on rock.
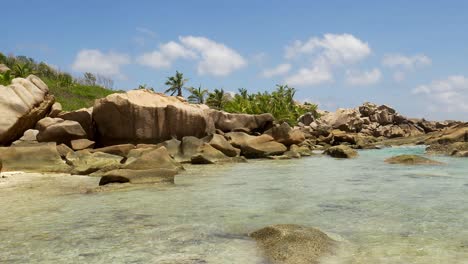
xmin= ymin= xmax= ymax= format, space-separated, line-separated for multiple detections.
xmin=221 ymin=85 xmax=318 ymax=125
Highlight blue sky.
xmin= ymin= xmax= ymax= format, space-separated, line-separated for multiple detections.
xmin=3 ymin=0 xmax=468 ymax=120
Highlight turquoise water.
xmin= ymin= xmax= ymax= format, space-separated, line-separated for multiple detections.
xmin=1 ymin=146 xmax=468 ymax=263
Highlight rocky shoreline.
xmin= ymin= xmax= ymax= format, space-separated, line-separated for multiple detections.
xmin=1 ymin=74 xmax=467 ymax=263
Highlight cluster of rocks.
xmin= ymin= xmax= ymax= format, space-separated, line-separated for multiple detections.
xmin=1 ymin=75 xmax=466 ymax=186
xmin=298 ymin=102 xmax=459 ymax=147
xmin=0 ymin=77 xmax=318 ymax=185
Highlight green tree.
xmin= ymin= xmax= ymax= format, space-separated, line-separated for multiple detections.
xmin=164 ymin=71 xmax=187 ymax=96
xmin=83 ymin=72 xmax=96 ymax=86
xmin=186 ymin=85 xmax=208 ymax=104
xmin=206 ymin=88 xmax=228 ymax=110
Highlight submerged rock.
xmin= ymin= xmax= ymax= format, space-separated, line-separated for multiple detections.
xmin=385 ymin=155 xmax=443 ymax=165
xmin=324 ymin=145 xmax=358 ymax=159
xmin=249 ymin=224 xmax=337 ymax=264
xmin=99 ymin=168 xmax=177 ymax=185
xmin=0 ymin=143 xmax=70 ymax=173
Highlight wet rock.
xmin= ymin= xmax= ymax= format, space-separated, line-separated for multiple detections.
xmin=290 ymin=144 xmax=313 ymax=156
xmin=324 ymin=145 xmax=358 ymax=158
xmin=384 ymin=155 xmax=443 ymax=165
xmin=249 ymin=224 xmax=337 ymax=264
xmin=225 ymin=132 xmax=257 ymax=148
xmin=0 ymin=143 xmax=70 ymax=173
xmin=66 ymin=150 xmax=123 ymax=175
xmin=99 ymin=168 xmax=177 ymax=185
xmin=70 ymin=139 xmax=95 ymax=151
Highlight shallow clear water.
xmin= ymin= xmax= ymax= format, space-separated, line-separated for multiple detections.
xmin=1 ymin=146 xmax=468 ymax=263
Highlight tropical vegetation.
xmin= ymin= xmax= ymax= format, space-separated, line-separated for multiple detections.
xmin=0 ymin=52 xmax=118 ymax=111
xmin=164 ymin=70 xmax=187 ymax=96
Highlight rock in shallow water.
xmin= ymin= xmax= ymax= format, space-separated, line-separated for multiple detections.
xmin=249 ymin=224 xmax=337 ymax=264
xmin=324 ymin=145 xmax=358 ymax=159
xmin=384 ymin=155 xmax=443 ymax=165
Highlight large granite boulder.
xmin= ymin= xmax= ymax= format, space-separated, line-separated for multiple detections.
xmin=318 ymin=108 xmax=363 ymax=132
xmin=297 ymin=112 xmax=315 ymax=126
xmin=249 ymin=224 xmax=337 ymax=264
xmin=207 ymin=110 xmax=274 ymax=133
xmin=0 ymin=142 xmax=70 ymax=173
xmin=265 ymin=122 xmax=305 ymax=146
xmin=0 ymin=75 xmax=54 ymax=145
xmin=58 ymin=107 xmax=94 ymax=139
xmin=93 ymin=90 xmax=216 ymax=146
xmin=36 ymin=117 xmax=87 ymax=145
xmin=324 ymin=145 xmax=358 ymax=158
xmin=385 ymin=155 xmax=443 ymax=165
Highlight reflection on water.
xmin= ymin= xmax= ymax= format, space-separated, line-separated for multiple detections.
xmin=1 ymin=146 xmax=467 ymax=263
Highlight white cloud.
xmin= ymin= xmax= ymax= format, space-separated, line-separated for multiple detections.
xmin=285 ymin=33 xmax=371 ymax=66
xmin=413 ymin=75 xmax=468 ymax=112
xmin=179 ymin=36 xmax=247 ymax=76
xmin=136 ymin=27 xmax=156 ymax=38
xmin=261 ymin=63 xmax=292 ymax=78
xmin=72 ymin=49 xmax=130 ymax=77
xmin=284 ymin=33 xmax=371 ymax=87
xmin=346 ymin=68 xmax=382 ymax=86
xmin=382 ymin=54 xmax=431 ymax=69
xmin=284 ymin=66 xmax=333 ymax=86
xmin=137 ymin=41 xmax=197 ymax=69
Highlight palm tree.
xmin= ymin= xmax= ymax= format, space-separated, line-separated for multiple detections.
xmin=164 ymin=71 xmax=188 ymax=96
xmin=186 ymin=85 xmax=208 ymax=104
xmin=206 ymin=88 xmax=228 ymax=110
